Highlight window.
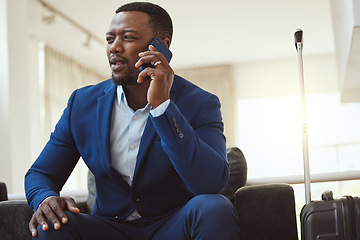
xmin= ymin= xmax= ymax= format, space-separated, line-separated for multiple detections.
xmin=237 ymin=92 xmax=360 ymax=193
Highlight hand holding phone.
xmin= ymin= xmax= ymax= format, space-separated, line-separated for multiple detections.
xmin=138 ymin=38 xmax=172 ymax=81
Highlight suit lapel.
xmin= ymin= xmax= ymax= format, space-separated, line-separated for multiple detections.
xmin=133 ymin=78 xmax=177 ymax=181
xmin=96 ymin=82 xmax=116 ymax=173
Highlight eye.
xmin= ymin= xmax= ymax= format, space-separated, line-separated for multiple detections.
xmin=106 ymin=36 xmax=114 ymax=43
xmin=124 ymin=34 xmax=136 ymax=41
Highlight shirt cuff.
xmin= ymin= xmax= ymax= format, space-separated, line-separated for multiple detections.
xmin=150 ymin=99 xmax=170 ymax=117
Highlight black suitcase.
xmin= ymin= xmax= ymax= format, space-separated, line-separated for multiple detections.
xmin=300 ymin=190 xmax=360 ymax=240
xmin=294 ymin=30 xmax=360 ymax=240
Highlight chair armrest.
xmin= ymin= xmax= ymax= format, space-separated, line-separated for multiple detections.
xmin=0 ymin=198 xmax=91 ymax=240
xmin=234 ymin=183 xmax=298 ymax=240
xmin=0 ymin=200 xmax=33 ymax=240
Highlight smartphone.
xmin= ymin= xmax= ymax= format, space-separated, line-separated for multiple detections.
xmin=139 ymin=38 xmax=173 ymax=80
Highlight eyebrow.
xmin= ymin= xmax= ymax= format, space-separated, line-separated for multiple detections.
xmin=106 ymin=29 xmax=140 ymax=36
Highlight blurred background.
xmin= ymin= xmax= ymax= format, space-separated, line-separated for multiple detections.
xmin=1 ymin=0 xmax=360 ymax=230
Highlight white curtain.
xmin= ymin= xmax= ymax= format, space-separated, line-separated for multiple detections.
xmin=44 ymin=46 xmax=106 ymax=135
xmin=175 ymin=65 xmax=236 ymax=147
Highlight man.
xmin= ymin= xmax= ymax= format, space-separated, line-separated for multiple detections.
xmin=25 ymin=2 xmax=240 ymax=239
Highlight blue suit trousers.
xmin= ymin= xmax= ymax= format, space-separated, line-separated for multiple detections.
xmin=35 ymin=194 xmax=240 ymax=240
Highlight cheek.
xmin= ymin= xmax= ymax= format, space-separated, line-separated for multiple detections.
xmin=106 ymin=46 xmax=111 ymax=57
xmin=128 ymin=50 xmax=142 ymax=66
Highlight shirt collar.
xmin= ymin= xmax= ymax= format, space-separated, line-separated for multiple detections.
xmin=116 ymin=85 xmax=126 ymax=106
xmin=116 ymin=85 xmax=150 ymax=112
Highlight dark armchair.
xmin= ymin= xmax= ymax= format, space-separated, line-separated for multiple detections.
xmin=0 ymin=147 xmax=298 ymax=240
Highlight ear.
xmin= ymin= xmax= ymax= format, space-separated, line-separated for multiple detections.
xmin=161 ymin=38 xmax=171 ymax=49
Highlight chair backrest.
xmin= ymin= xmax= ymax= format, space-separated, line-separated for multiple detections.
xmin=0 ymin=182 xmax=8 ymax=201
xmin=220 ymin=147 xmax=247 ymax=203
xmin=86 ymin=170 xmax=96 ymax=212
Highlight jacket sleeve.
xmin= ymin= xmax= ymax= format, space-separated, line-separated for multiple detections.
xmin=150 ymin=93 xmax=228 ymax=195
xmin=25 ymin=90 xmax=80 ymax=210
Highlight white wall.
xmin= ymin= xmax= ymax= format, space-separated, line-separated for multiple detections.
xmin=331 ymin=0 xmax=360 ymax=102
xmin=234 ymin=53 xmax=338 ymax=100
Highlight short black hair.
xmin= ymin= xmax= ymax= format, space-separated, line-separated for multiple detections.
xmin=116 ymin=2 xmax=173 ymax=43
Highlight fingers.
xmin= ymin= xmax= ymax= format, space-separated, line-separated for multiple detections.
xmin=28 ymin=196 xmax=79 ymax=236
xmin=29 ymin=206 xmax=50 ymax=237
xmin=29 ymin=214 xmax=40 ymax=237
xmin=135 ymin=45 xmax=169 ymax=70
xmin=65 ymin=197 xmax=80 ymax=215
xmin=136 ymin=46 xmax=169 ymax=83
xmin=49 ymin=197 xmax=69 ymax=226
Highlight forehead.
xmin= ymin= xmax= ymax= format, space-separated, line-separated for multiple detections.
xmin=108 ymin=11 xmax=152 ymax=34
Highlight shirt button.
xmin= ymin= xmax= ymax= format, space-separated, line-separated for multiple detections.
xmin=133 ymin=115 xmax=138 ymax=120
xmin=130 ymin=144 xmax=135 ymax=150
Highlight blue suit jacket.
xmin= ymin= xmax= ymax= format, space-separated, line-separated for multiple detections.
xmin=25 ymin=75 xmax=228 ymax=220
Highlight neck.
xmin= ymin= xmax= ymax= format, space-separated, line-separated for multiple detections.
xmin=122 ymin=82 xmax=149 ymax=111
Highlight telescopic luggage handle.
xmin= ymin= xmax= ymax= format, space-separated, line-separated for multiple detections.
xmin=294 ymin=29 xmax=311 ymax=204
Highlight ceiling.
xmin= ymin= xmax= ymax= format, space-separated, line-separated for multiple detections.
xmin=28 ymin=0 xmax=336 ymax=77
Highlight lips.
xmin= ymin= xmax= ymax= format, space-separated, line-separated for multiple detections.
xmin=109 ymin=56 xmax=127 ymax=72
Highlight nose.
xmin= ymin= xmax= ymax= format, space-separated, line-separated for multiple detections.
xmin=109 ymin=37 xmax=124 ymax=54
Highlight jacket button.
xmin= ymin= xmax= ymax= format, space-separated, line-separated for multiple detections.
xmin=178 ymin=133 xmax=184 ymax=139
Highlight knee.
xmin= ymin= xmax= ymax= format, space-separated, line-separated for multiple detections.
xmin=188 ymin=194 xmax=237 ymax=220
xmin=36 ymin=211 xmax=79 ymax=239
xmin=184 ymin=194 xmax=240 ymax=238
xmin=190 ymin=194 xmax=233 ymax=210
